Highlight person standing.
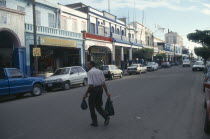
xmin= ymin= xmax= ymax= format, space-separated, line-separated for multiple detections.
xmin=83 ymin=61 xmax=111 ymax=127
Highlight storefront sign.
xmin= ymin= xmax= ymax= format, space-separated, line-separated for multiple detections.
xmin=40 ymin=37 xmax=76 ymax=47
xmin=85 ymin=40 xmax=113 ymax=51
xmin=33 ymin=48 xmax=41 ymax=56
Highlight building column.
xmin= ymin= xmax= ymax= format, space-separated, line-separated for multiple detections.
xmin=96 ymin=18 xmax=98 ymax=34
xmin=121 ymin=47 xmax=124 ymax=70
xmin=129 ymin=47 xmax=132 ymax=66
xmin=112 ymin=43 xmax=115 ymax=64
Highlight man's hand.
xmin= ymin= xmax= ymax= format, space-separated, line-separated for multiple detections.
xmin=106 ymin=92 xmax=111 ymax=97
xmin=83 ymin=93 xmax=88 ymax=99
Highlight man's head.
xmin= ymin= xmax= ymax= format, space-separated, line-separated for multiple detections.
xmin=86 ymin=61 xmax=95 ymax=70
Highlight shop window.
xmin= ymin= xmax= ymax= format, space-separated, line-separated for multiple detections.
xmin=72 ymin=19 xmax=78 ymax=32
xmin=36 ymin=10 xmax=41 ymax=26
xmin=48 ymin=13 xmax=55 ymax=28
xmin=17 ymin=5 xmax=25 ymax=12
xmin=90 ymin=23 xmax=95 ymax=34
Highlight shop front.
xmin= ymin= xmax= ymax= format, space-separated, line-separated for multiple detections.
xmin=85 ymin=40 xmax=113 ymax=68
xmin=26 ymin=35 xmax=84 ymax=76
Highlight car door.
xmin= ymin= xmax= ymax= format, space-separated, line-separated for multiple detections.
xmin=0 ymin=68 xmax=10 ymax=95
xmin=69 ymin=67 xmax=79 ymax=85
xmin=77 ymin=67 xmax=87 ymax=83
xmin=114 ymin=65 xmax=120 ymax=76
xmin=110 ymin=65 xmax=115 ymax=76
xmin=7 ymin=68 xmax=29 ymax=94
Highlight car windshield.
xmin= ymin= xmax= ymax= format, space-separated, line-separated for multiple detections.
xmin=194 ymin=62 xmax=203 ymax=65
xmin=101 ymin=66 xmax=109 ymax=70
xmin=53 ymin=68 xmax=70 ymax=75
xmin=130 ymin=64 xmax=138 ymax=67
xmin=147 ymin=62 xmax=154 ymax=66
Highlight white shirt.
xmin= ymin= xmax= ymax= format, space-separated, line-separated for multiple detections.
xmin=87 ymin=67 xmax=105 ymax=86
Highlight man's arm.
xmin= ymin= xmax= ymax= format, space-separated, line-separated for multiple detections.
xmin=102 ymin=83 xmax=111 ymax=97
xmin=83 ymin=84 xmax=93 ymax=99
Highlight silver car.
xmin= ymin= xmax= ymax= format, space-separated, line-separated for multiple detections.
xmin=45 ymin=66 xmax=87 ymax=91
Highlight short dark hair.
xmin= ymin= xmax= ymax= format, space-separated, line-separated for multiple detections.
xmin=89 ymin=61 xmax=95 ymax=67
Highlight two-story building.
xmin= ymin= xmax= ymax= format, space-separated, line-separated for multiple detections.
xmin=0 ymin=1 xmax=25 ymax=72
xmin=5 ymin=0 xmax=84 ymax=76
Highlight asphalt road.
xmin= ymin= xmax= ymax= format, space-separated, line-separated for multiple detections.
xmin=0 ymin=66 xmax=209 ymax=139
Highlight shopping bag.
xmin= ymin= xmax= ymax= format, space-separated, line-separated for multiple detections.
xmin=105 ymin=97 xmax=115 ymax=116
xmin=81 ymin=99 xmax=88 ymax=110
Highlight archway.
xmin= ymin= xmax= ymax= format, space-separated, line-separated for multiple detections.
xmin=0 ymin=28 xmax=21 ymax=68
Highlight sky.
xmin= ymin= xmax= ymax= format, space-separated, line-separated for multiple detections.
xmin=52 ymin=0 xmax=210 ymax=53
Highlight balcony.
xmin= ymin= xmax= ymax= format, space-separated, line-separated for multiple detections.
xmin=25 ymin=23 xmax=83 ymax=40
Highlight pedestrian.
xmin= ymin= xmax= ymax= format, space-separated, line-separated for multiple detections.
xmin=83 ymin=61 xmax=111 ymax=127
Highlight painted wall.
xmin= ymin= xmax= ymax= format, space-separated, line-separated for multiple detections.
xmin=0 ymin=7 xmax=25 ymax=46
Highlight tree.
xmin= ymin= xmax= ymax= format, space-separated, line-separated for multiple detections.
xmin=187 ymin=30 xmax=210 ymax=47
xmin=194 ymin=47 xmax=210 ymax=63
xmin=133 ymin=48 xmax=154 ymax=60
xmin=155 ymin=53 xmax=167 ymax=60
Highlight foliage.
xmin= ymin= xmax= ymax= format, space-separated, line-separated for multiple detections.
xmin=194 ymin=47 xmax=210 ymax=61
xmin=187 ymin=30 xmax=210 ymax=47
xmin=156 ymin=53 xmax=167 ymax=59
xmin=133 ymin=48 xmax=154 ymax=60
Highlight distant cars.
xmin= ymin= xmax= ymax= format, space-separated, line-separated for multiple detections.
xmin=45 ymin=66 xmax=87 ymax=91
xmin=101 ymin=65 xmax=123 ymax=80
xmin=192 ymin=61 xmax=205 ymax=71
xmin=161 ymin=62 xmax=171 ymax=68
xmin=146 ymin=62 xmax=158 ymax=71
xmin=182 ymin=59 xmax=191 ymax=67
xmin=127 ymin=64 xmax=147 ymax=74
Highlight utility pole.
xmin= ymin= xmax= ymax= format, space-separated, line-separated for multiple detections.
xmin=32 ymin=0 xmax=38 ymax=76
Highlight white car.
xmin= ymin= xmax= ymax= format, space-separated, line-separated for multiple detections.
xmin=146 ymin=62 xmax=159 ymax=71
xmin=192 ymin=61 xmax=205 ymax=71
xmin=127 ymin=64 xmax=147 ymax=74
xmin=101 ymin=65 xmax=123 ymax=80
xmin=45 ymin=66 xmax=87 ymax=91
xmin=183 ymin=59 xmax=191 ymax=67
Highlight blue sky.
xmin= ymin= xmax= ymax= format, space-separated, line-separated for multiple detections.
xmin=54 ymin=0 xmax=210 ymax=51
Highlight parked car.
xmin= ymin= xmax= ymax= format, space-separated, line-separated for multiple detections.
xmin=101 ymin=65 xmax=123 ymax=80
xmin=127 ymin=64 xmax=147 ymax=74
xmin=45 ymin=66 xmax=87 ymax=91
xmin=146 ymin=62 xmax=158 ymax=71
xmin=192 ymin=61 xmax=205 ymax=71
xmin=203 ymin=77 xmax=210 ymax=134
xmin=161 ymin=62 xmax=171 ymax=68
xmin=0 ymin=68 xmax=45 ymax=98
xmin=182 ymin=59 xmax=191 ymax=67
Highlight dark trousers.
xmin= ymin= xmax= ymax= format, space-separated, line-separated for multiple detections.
xmin=88 ymin=86 xmax=108 ymax=124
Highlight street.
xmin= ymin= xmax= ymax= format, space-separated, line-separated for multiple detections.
xmin=0 ymin=66 xmax=209 ymax=139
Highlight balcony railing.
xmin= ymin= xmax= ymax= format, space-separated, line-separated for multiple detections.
xmin=25 ymin=23 xmax=83 ymax=40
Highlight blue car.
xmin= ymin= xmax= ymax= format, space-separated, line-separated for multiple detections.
xmin=0 ymin=68 xmax=45 ymax=97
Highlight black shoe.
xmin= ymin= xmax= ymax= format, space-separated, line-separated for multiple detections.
xmin=90 ymin=123 xmax=98 ymax=127
xmin=104 ymin=116 xmax=110 ymax=126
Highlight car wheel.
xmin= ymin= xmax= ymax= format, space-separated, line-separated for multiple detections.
xmin=31 ymin=84 xmax=43 ymax=96
xmin=120 ymin=73 xmax=123 ymax=78
xmin=83 ymin=78 xmax=88 ymax=86
xmin=204 ymin=111 xmax=210 ymax=134
xmin=63 ymin=82 xmax=71 ymax=90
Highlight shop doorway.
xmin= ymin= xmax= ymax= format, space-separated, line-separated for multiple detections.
xmin=88 ymin=46 xmax=111 ymax=68
xmin=0 ymin=28 xmax=21 ymax=68
xmin=30 ymin=46 xmax=81 ymax=75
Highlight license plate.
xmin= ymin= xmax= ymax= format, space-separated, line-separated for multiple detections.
xmin=48 ymin=83 xmax=52 ymax=87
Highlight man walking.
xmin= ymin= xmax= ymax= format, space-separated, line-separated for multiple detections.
xmin=83 ymin=61 xmax=111 ymax=127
